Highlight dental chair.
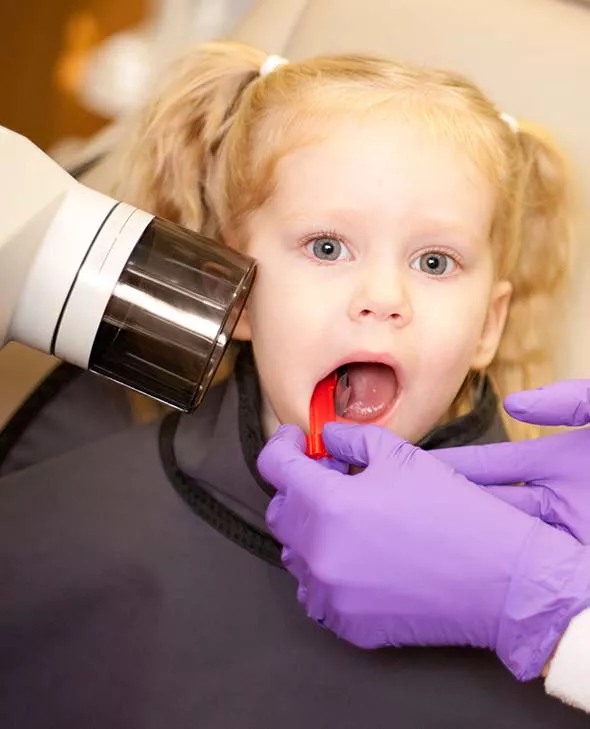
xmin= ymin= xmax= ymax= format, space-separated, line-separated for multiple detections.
xmin=1 ymin=0 xmax=588 ymax=425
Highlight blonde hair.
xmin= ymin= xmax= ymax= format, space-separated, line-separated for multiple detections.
xmin=113 ymin=41 xmax=572 ymax=441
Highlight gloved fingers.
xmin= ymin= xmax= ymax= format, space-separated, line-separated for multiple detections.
xmin=282 ymin=546 xmax=308 ymax=586
xmin=266 ymin=487 xmax=319 ymax=551
xmin=434 ymin=439 xmax=547 ymax=484
xmin=320 ymin=607 xmax=383 ymax=649
xmin=284 ymin=553 xmax=339 ymax=632
xmin=302 ymin=575 xmax=328 ymax=624
xmin=258 ymin=424 xmax=330 ymax=495
xmin=504 ymin=380 xmax=590 ymax=427
xmin=265 ymin=487 xmax=309 ymax=549
xmin=264 ymin=463 xmax=343 ymax=551
xmin=318 ymin=456 xmax=350 ymax=474
xmin=322 ymin=422 xmax=408 ymax=467
xmin=265 ymin=493 xmax=286 ymax=535
xmin=292 ymin=561 xmax=337 ymax=633
xmin=483 ymin=484 xmax=586 ymax=542
xmin=482 ymin=483 xmax=548 ymax=518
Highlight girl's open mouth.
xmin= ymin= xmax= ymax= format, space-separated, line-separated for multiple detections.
xmin=333 ymin=362 xmax=399 ymax=423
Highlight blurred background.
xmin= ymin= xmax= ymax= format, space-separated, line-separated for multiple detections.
xmin=0 ymin=0 xmax=254 ymax=155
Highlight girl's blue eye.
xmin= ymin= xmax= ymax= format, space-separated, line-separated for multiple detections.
xmin=307 ymin=237 xmax=349 ymax=262
xmin=411 ymin=252 xmax=457 ymax=276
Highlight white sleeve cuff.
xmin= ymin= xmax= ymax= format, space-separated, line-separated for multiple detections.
xmin=545 ymin=608 xmax=590 ymax=712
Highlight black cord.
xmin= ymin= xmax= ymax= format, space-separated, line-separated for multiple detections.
xmin=158 ymin=411 xmax=283 ymax=569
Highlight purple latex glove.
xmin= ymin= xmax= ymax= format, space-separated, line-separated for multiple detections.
xmin=258 ymin=423 xmax=590 ymax=680
xmin=435 ymin=380 xmax=590 ymax=543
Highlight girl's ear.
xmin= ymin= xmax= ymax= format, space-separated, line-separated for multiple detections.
xmin=470 ymin=280 xmax=512 ymax=370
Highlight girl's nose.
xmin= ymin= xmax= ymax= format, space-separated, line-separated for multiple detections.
xmin=349 ymin=267 xmax=412 ymax=326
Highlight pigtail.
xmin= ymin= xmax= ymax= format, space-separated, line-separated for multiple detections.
xmin=111 ymin=41 xmax=267 ymax=237
xmin=109 ymin=41 xmax=264 ymax=422
xmin=489 ymin=122 xmax=573 ymax=440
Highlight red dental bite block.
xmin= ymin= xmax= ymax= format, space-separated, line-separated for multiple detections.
xmin=305 ymin=372 xmax=338 ymax=459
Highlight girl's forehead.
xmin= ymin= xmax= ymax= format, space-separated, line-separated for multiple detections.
xmin=272 ymin=116 xmax=492 ymax=195
xmin=240 ymin=104 xmax=505 ymax=244
xmin=256 ymin=119 xmax=497 ymax=241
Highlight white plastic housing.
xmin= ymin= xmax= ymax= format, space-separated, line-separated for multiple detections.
xmin=54 ymin=204 xmax=153 ymax=368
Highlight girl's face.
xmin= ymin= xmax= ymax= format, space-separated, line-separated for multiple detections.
xmin=235 ymin=116 xmax=512 ymax=442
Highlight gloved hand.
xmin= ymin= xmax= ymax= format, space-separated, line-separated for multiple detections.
xmin=435 ymin=380 xmax=590 ymax=543
xmin=258 ymin=422 xmax=590 ymax=681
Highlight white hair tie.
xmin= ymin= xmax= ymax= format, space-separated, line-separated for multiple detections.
xmin=500 ymin=112 xmax=519 ymax=133
xmin=260 ymin=54 xmax=289 ymax=77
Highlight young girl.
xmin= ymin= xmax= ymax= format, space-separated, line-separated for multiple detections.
xmin=0 ymin=41 xmax=583 ymax=729
xmin=113 ymin=41 xmax=571 ymax=447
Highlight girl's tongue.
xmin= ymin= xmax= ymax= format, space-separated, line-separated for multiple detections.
xmin=334 ymin=363 xmax=398 ymax=422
